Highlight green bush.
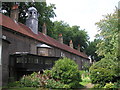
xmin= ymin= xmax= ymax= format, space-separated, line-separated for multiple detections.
xmin=51 ymin=58 xmax=82 ymax=88
xmin=20 ymin=72 xmax=41 ymax=87
xmin=93 ymin=84 xmax=104 ymax=88
xmin=89 ymin=59 xmax=118 ymax=84
xmin=19 ymin=72 xmax=68 ymax=89
xmin=45 ymin=79 xmax=66 ymax=88
xmin=114 ymin=80 xmax=120 ymax=88
xmin=7 ymin=81 xmax=21 ymax=88
xmin=103 ymin=82 xmax=115 ymax=88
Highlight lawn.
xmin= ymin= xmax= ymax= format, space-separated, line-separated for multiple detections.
xmin=4 ymin=87 xmax=48 ymax=90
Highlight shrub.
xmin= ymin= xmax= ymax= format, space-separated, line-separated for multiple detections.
xmin=19 ymin=71 xmax=68 ymax=89
xmin=20 ymin=72 xmax=41 ymax=87
xmin=114 ymin=80 xmax=120 ymax=88
xmin=103 ymin=82 xmax=115 ymax=88
xmin=93 ymin=84 xmax=104 ymax=88
xmin=89 ymin=58 xmax=118 ymax=84
xmin=45 ymin=79 xmax=66 ymax=88
xmin=7 ymin=81 xmax=21 ymax=88
xmin=51 ymin=58 xmax=82 ymax=88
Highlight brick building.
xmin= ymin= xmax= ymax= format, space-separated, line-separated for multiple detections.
xmin=0 ymin=5 xmax=89 ymax=86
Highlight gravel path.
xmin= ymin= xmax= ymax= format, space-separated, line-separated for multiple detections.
xmin=85 ymin=83 xmax=94 ymax=88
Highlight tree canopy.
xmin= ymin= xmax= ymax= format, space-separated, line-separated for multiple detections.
xmin=95 ymin=8 xmax=119 ymax=61
xmin=86 ymin=39 xmax=103 ymax=61
xmin=51 ymin=21 xmax=89 ymax=52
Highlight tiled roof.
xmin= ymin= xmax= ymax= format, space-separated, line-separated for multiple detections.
xmin=0 ymin=13 xmax=89 ymax=59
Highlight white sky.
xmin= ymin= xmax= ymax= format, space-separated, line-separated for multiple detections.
xmin=46 ymin=0 xmax=119 ymax=41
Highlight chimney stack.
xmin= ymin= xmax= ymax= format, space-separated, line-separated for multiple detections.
xmin=10 ymin=4 xmax=19 ymax=22
xmin=77 ymin=44 xmax=80 ymax=52
xmin=58 ymin=34 xmax=63 ymax=44
xmin=42 ymin=23 xmax=47 ymax=35
xmin=69 ymin=40 xmax=73 ymax=49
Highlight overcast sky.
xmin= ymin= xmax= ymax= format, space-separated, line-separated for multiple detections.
xmin=46 ymin=0 xmax=119 ymax=41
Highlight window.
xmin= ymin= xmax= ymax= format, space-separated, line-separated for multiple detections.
xmin=34 ymin=58 xmax=39 ymax=64
xmin=28 ymin=58 xmax=34 ymax=63
xmin=16 ymin=57 xmax=24 ymax=63
xmin=61 ymin=52 xmax=65 ymax=57
xmin=45 ymin=60 xmax=52 ymax=65
xmin=24 ymin=58 xmax=27 ymax=63
xmin=30 ymin=12 xmax=32 ymax=15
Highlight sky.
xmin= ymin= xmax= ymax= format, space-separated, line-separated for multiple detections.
xmin=46 ymin=0 xmax=119 ymax=41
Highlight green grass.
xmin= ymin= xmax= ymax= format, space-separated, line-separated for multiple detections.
xmin=80 ymin=77 xmax=91 ymax=85
xmin=79 ymin=70 xmax=91 ymax=86
xmin=8 ymin=87 xmax=36 ymax=90
xmin=4 ymin=87 xmax=48 ymax=90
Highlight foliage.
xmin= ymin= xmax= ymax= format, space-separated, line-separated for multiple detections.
xmin=52 ymin=21 xmax=89 ymax=52
xmin=79 ymin=70 xmax=91 ymax=87
xmin=51 ymin=58 xmax=82 ymax=88
xmin=19 ymin=72 xmax=66 ymax=88
xmin=103 ymin=82 xmax=115 ymax=89
xmin=7 ymin=81 xmax=21 ymax=88
xmin=114 ymin=80 xmax=120 ymax=88
xmin=94 ymin=8 xmax=120 ymax=87
xmin=93 ymin=84 xmax=104 ymax=88
xmin=86 ymin=39 xmax=103 ymax=61
xmin=89 ymin=58 xmax=118 ymax=84
xmin=20 ymin=72 xmax=41 ymax=87
xmin=45 ymin=79 xmax=67 ymax=88
xmin=95 ymin=8 xmax=119 ymax=61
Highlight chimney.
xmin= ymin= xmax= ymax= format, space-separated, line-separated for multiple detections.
xmin=10 ymin=4 xmax=19 ymax=22
xmin=58 ymin=34 xmax=63 ymax=44
xmin=77 ymin=44 xmax=80 ymax=52
xmin=42 ymin=23 xmax=47 ymax=35
xmin=69 ymin=40 xmax=73 ymax=49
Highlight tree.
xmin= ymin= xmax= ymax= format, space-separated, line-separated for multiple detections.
xmin=94 ymin=8 xmax=120 ymax=83
xmin=86 ymin=39 xmax=103 ymax=61
xmin=1 ymin=2 xmax=56 ymax=34
xmin=52 ymin=21 xmax=89 ymax=52
xmin=95 ymin=8 xmax=118 ymax=61
xmin=89 ymin=58 xmax=118 ymax=85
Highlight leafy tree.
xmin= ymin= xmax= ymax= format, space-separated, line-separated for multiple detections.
xmin=90 ymin=8 xmax=120 ymax=86
xmin=95 ymin=8 xmax=118 ymax=61
xmin=89 ymin=58 xmax=118 ymax=85
xmin=86 ymin=39 xmax=103 ymax=61
xmin=52 ymin=21 xmax=89 ymax=52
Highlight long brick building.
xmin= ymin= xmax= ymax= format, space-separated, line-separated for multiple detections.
xmin=0 ymin=5 xmax=90 ymax=86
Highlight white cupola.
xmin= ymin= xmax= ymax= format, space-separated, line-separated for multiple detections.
xmin=26 ymin=7 xmax=39 ymax=34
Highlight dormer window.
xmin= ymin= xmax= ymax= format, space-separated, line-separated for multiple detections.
xmin=37 ymin=44 xmax=52 ymax=56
